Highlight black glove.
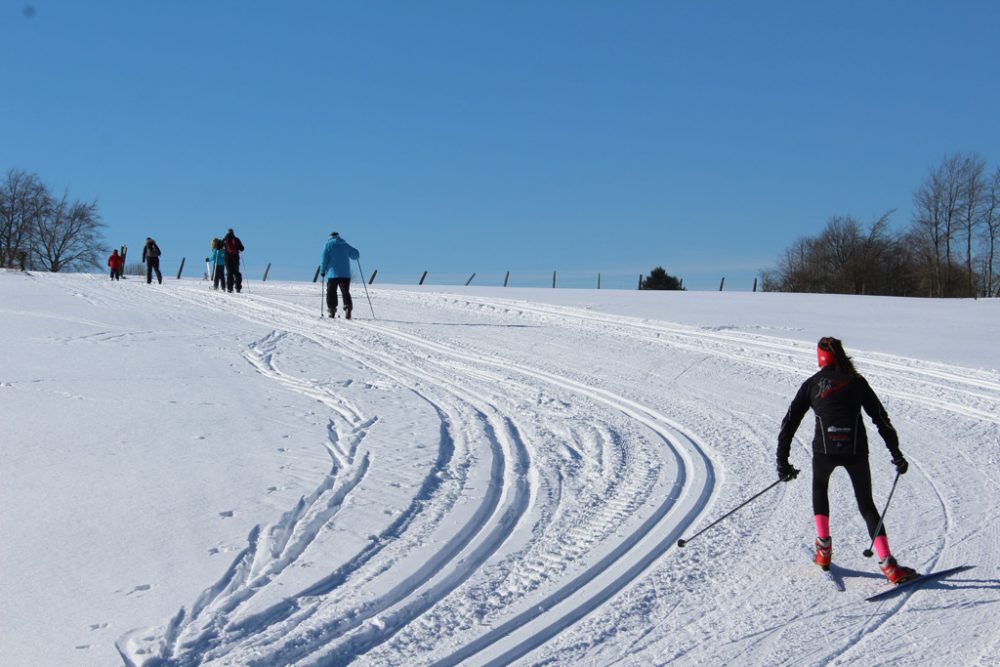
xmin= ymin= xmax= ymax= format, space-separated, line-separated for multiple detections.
xmin=892 ymin=456 xmax=908 ymax=475
xmin=777 ymin=461 xmax=800 ymax=482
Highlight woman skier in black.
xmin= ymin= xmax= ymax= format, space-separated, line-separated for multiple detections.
xmin=776 ymin=336 xmax=916 ymax=584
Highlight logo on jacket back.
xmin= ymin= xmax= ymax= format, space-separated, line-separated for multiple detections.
xmin=817 ymin=379 xmax=850 ymax=399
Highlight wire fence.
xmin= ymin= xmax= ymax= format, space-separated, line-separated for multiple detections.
xmin=114 ymin=257 xmax=763 ymax=292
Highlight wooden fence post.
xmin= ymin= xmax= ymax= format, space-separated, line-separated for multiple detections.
xmin=753 ymin=277 xmax=758 ymax=292
xmin=719 ymin=277 xmax=725 ymax=291
xmin=262 ymin=263 xmax=271 ymax=282
xmin=503 ymin=271 xmax=509 ymax=287
xmin=597 ymin=273 xmax=601 ymax=289
xmin=312 ymin=266 xmax=321 ymax=283
xmin=638 ymin=274 xmax=643 ymax=290
xmin=176 ymin=257 xmax=186 ymax=279
xmin=368 ymin=269 xmax=377 ymax=284
xmin=552 ymin=271 xmax=556 ymax=288
xmin=465 ymin=272 xmax=476 ymax=286
xmin=419 ymin=271 xmax=428 ymax=285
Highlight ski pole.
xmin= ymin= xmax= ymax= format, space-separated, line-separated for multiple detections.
xmin=677 ymin=478 xmax=784 ymax=548
xmin=240 ymin=254 xmax=250 ymax=293
xmin=357 ymin=258 xmax=375 ymax=319
xmin=321 ymin=276 xmax=326 ymax=318
xmin=863 ymin=471 xmax=900 ymax=558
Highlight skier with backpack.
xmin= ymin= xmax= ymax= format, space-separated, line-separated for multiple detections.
xmin=142 ymin=238 xmax=163 ymax=284
xmin=320 ymin=231 xmax=360 ymax=319
xmin=222 ymin=228 xmax=245 ymax=293
xmin=776 ymin=336 xmax=917 ymax=584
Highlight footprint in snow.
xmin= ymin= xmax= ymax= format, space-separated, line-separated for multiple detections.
xmin=219 ymin=510 xmax=235 ymax=518
xmin=126 ymin=584 xmax=152 ymax=595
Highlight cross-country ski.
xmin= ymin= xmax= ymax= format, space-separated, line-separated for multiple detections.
xmin=865 ymin=565 xmax=975 ymax=602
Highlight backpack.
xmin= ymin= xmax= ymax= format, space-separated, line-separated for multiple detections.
xmin=223 ymin=235 xmax=241 ymax=254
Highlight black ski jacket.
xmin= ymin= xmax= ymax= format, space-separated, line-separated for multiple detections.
xmin=776 ymin=366 xmax=901 ymax=464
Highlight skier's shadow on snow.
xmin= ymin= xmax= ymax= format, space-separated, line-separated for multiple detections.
xmin=888 ymin=577 xmax=1000 ymax=600
xmin=829 ymin=564 xmax=883 ymax=581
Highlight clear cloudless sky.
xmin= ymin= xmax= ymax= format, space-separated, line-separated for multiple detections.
xmin=3 ymin=1 xmax=999 ymax=289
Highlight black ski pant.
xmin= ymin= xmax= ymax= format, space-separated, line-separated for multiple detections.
xmin=225 ymin=254 xmax=242 ymax=292
xmin=326 ymin=277 xmax=353 ymax=314
xmin=146 ymin=257 xmax=162 ymax=284
xmin=812 ymin=454 xmax=885 ymax=538
xmin=110 ymin=268 xmax=121 ymax=280
xmin=211 ymin=263 xmax=226 ymax=290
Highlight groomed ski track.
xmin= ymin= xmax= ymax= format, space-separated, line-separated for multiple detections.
xmin=37 ymin=275 xmax=992 ymax=667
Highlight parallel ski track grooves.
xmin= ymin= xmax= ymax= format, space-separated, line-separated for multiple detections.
xmin=150 ymin=285 xmax=715 ymax=666
xmin=401 ymin=293 xmax=1000 ymax=426
xmin=353 ymin=320 xmax=714 ymax=666
xmin=137 ymin=285 xmax=533 ymax=666
xmin=203 ymin=289 xmax=714 ymax=665
xmin=361 ymin=290 xmax=980 ymax=664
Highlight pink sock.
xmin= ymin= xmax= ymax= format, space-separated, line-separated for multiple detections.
xmin=874 ymin=535 xmax=891 ymax=560
xmin=814 ymin=515 xmax=830 ymax=539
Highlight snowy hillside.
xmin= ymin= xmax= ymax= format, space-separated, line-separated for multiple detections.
xmin=2 ymin=271 xmax=998 ymax=667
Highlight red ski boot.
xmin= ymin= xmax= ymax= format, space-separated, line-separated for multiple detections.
xmin=814 ymin=537 xmax=832 ymax=570
xmin=879 ymin=556 xmax=918 ymax=584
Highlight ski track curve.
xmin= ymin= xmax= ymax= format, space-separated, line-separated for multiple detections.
xmin=108 ymin=282 xmax=716 ymax=666
xmin=75 ymin=278 xmax=994 ymax=667
xmin=117 ymin=284 xmax=534 ymax=665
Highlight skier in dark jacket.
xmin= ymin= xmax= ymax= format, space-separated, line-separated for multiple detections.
xmin=222 ymin=228 xmax=245 ymax=293
xmin=776 ymin=336 xmax=916 ymax=584
xmin=320 ymin=232 xmax=360 ymax=318
xmin=142 ymin=238 xmax=162 ymax=284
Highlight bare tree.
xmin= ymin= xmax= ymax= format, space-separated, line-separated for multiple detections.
xmin=0 ymin=169 xmax=49 ymax=268
xmin=913 ymin=154 xmax=970 ymax=296
xmin=982 ymin=166 xmax=1000 ymax=297
xmin=959 ymin=154 xmax=986 ymax=296
xmin=763 ymin=211 xmax=912 ymax=295
xmin=33 ymin=192 xmax=104 ymax=272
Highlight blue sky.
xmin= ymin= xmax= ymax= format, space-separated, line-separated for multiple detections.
xmin=3 ymin=1 xmax=999 ymax=289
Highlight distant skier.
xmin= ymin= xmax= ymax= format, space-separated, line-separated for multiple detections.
xmin=107 ymin=249 xmax=123 ymax=280
xmin=320 ymin=231 xmax=360 ymax=319
xmin=209 ymin=238 xmax=226 ymax=290
xmin=222 ymin=228 xmax=245 ymax=293
xmin=142 ymin=238 xmax=163 ymax=284
xmin=776 ymin=336 xmax=916 ymax=584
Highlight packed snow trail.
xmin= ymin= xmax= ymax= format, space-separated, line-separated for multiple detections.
xmin=114 ymin=279 xmax=715 ymax=666
xmin=4 ymin=274 xmax=995 ymax=667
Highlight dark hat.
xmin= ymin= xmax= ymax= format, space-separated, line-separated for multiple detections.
xmin=331 ymin=231 xmax=339 ymax=237
xmin=227 ymin=228 xmax=234 ymax=234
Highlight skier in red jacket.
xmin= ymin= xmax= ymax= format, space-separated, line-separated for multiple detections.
xmin=776 ymin=336 xmax=917 ymax=584
xmin=107 ymin=249 xmax=124 ymax=280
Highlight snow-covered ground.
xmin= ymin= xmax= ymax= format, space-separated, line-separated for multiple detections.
xmin=2 ymin=271 xmax=998 ymax=667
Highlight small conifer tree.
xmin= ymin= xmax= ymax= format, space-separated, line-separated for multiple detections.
xmin=642 ymin=266 xmax=685 ymax=290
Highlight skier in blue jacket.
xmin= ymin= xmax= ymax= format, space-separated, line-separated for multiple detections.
xmin=320 ymin=232 xmax=360 ymax=319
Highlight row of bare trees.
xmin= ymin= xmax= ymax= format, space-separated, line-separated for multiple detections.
xmin=763 ymin=153 xmax=1000 ymax=297
xmin=0 ymin=169 xmax=105 ymax=272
